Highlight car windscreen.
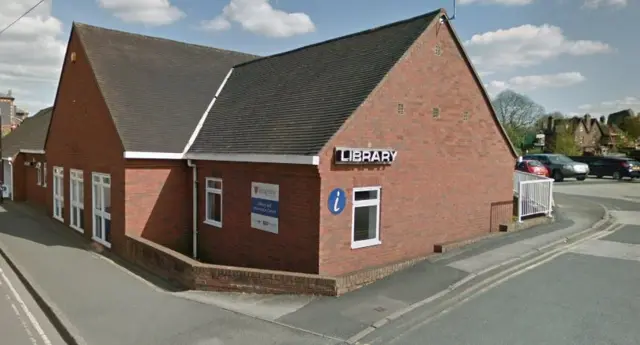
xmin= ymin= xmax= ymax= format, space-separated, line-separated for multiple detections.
xmin=628 ymin=160 xmax=640 ymax=166
xmin=547 ymin=155 xmax=573 ymax=164
xmin=527 ymin=160 xmax=543 ymax=167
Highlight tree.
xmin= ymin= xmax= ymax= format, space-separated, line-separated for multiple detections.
xmin=492 ymin=90 xmax=546 ymax=147
xmin=553 ymin=127 xmax=580 ymax=156
xmin=620 ymin=116 xmax=640 ymax=141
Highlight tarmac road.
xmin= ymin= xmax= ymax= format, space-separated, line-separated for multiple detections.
xmin=0 ymin=253 xmax=65 ymax=345
xmin=358 ymin=179 xmax=640 ymax=345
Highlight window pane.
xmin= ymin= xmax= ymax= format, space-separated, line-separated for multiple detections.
xmin=79 ymin=181 xmax=84 ymax=203
xmin=105 ymin=218 xmax=111 ymax=243
xmin=94 ymin=185 xmax=102 ymax=210
xmin=103 ymin=186 xmax=111 ymax=214
xmin=353 ymin=205 xmax=378 ymax=241
xmin=355 ymin=190 xmax=378 ymax=201
xmin=213 ymin=193 xmax=222 ymax=222
xmin=94 ymin=215 xmax=102 ymax=238
xmin=206 ymin=192 xmax=215 ymax=220
xmin=79 ymin=208 xmax=85 ymax=230
xmin=72 ymin=208 xmax=77 ymax=226
xmin=207 ymin=179 xmax=221 ymax=190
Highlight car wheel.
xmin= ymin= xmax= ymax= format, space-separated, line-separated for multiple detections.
xmin=613 ymin=171 xmax=622 ymax=180
xmin=553 ymin=170 xmax=564 ymax=182
xmin=577 ymin=176 xmax=586 ymax=181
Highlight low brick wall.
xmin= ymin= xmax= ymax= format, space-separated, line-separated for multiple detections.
xmin=124 ymin=235 xmax=433 ymax=296
xmin=124 ymin=235 xmax=339 ymax=296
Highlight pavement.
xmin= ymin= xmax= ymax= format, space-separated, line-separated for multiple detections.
xmin=0 ymin=187 xmax=612 ymax=345
xmin=355 ymin=178 xmax=640 ymax=345
xmin=0 ymin=252 xmax=66 ymax=345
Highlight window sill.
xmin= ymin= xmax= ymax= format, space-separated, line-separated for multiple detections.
xmin=53 ymin=215 xmax=64 ymax=223
xmin=203 ymin=220 xmax=222 ymax=228
xmin=92 ymin=236 xmax=112 ymax=249
xmin=70 ymin=225 xmax=84 ymax=233
xmin=351 ymin=239 xmax=382 ymax=249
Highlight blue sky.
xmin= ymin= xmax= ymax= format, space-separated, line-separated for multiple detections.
xmin=1 ymin=0 xmax=638 ymax=117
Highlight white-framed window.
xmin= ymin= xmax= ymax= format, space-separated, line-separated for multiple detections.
xmin=351 ymin=186 xmax=382 ymax=249
xmin=52 ymin=167 xmax=64 ymax=221
xmin=92 ymin=173 xmax=111 ymax=248
xmin=43 ymin=162 xmax=47 ymax=187
xmin=69 ymin=169 xmax=84 ymax=233
xmin=36 ymin=162 xmax=42 ymax=186
xmin=204 ymin=177 xmax=222 ymax=227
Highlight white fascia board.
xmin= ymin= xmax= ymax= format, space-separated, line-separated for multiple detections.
xmin=20 ymin=149 xmax=45 ymax=154
xmin=123 ymin=151 xmax=184 ymax=160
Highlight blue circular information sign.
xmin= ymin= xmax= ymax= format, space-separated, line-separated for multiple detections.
xmin=328 ymin=188 xmax=346 ymax=215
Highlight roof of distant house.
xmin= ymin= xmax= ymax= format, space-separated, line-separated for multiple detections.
xmin=188 ymin=9 xmax=448 ymax=156
xmin=70 ymin=23 xmax=260 ymax=153
xmin=1 ymin=107 xmax=53 ymax=159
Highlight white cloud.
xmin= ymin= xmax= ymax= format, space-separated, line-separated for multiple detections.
xmin=97 ymin=0 xmax=185 ymax=26
xmin=459 ymin=0 xmax=533 ymax=5
xmin=578 ymin=97 xmax=640 ymax=115
xmin=465 ymin=24 xmax=612 ymax=72
xmin=200 ymin=0 xmax=315 ymax=38
xmin=583 ymin=0 xmax=627 ymax=8
xmin=0 ymin=0 xmax=66 ymax=114
xmin=485 ymin=72 xmax=586 ymax=95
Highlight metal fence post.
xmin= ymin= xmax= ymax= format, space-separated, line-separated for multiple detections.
xmin=547 ymin=180 xmax=554 ymax=217
xmin=517 ymin=181 xmax=523 ymax=223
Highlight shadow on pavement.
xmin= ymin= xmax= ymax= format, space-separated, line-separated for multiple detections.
xmin=0 ymin=201 xmax=179 ymax=292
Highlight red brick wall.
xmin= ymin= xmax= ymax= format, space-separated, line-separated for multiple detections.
xmin=11 ymin=153 xmax=47 ymax=209
xmin=44 ymin=29 xmax=126 ymax=253
xmin=124 ymin=159 xmax=191 ymax=255
xmin=317 ymin=20 xmax=515 ymax=276
xmin=194 ymin=160 xmax=321 ymax=274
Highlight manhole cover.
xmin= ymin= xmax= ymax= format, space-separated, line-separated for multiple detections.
xmin=373 ymin=306 xmax=386 ymax=312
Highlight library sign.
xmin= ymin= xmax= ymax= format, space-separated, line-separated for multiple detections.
xmin=334 ymin=147 xmax=398 ymax=165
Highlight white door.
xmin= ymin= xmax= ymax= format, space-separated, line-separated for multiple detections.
xmin=52 ymin=167 xmax=64 ymax=221
xmin=92 ymin=173 xmax=111 ymax=248
xmin=2 ymin=161 xmax=11 ymax=199
xmin=69 ymin=169 xmax=84 ymax=232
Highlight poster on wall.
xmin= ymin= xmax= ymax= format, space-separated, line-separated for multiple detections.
xmin=251 ymin=182 xmax=279 ymax=234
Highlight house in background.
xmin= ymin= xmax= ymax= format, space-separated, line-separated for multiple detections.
xmin=1 ymin=90 xmax=30 ymax=136
xmin=0 ymin=107 xmax=52 ymax=204
xmin=543 ymin=114 xmax=620 ymax=155
xmin=44 ymin=22 xmax=258 ymax=255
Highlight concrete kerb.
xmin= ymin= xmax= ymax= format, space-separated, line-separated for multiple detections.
xmin=345 ymin=202 xmax=613 ymax=344
xmin=0 ymin=240 xmax=87 ymax=345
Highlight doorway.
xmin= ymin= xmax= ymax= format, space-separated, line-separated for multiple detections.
xmin=2 ymin=161 xmax=11 ymax=199
xmin=52 ymin=166 xmax=64 ymax=221
xmin=91 ymin=173 xmax=111 ymax=248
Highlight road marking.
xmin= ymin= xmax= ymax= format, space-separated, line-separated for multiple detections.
xmin=0 ymin=267 xmax=52 ymax=345
xmin=8 ymin=296 xmax=39 ymax=345
xmin=381 ymin=226 xmax=620 ymax=344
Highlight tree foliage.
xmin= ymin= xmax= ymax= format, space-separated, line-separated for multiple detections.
xmin=492 ymin=89 xmax=546 ymax=148
xmin=553 ymin=127 xmax=580 ymax=156
xmin=619 ymin=116 xmax=640 ymax=140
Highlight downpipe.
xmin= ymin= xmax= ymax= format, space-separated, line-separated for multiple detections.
xmin=187 ymin=159 xmax=198 ymax=259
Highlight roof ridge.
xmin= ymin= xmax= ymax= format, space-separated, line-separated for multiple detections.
xmin=73 ymin=22 xmax=258 ymax=57
xmin=233 ymin=9 xmax=444 ymax=68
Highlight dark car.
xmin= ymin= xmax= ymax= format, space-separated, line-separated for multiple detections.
xmin=522 ymin=154 xmax=589 ymax=182
xmin=587 ymin=157 xmax=640 ymax=180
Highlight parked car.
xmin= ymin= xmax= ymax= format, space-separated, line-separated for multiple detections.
xmin=515 ymin=159 xmax=550 ymax=177
xmin=587 ymin=156 xmax=640 ymax=180
xmin=522 ymin=154 xmax=589 ymax=182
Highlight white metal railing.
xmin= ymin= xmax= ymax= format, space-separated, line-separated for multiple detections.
xmin=514 ymin=171 xmax=554 ymax=222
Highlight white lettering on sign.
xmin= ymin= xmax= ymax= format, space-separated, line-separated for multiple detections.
xmin=334 ymin=147 xmax=398 ymax=165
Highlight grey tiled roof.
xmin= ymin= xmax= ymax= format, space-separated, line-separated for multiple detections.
xmin=1 ymin=107 xmax=52 ymax=159
xmin=74 ymin=23 xmax=259 ymax=153
xmin=188 ymin=10 xmax=442 ymax=156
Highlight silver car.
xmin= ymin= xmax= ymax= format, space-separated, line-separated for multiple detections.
xmin=523 ymin=154 xmax=590 ymax=182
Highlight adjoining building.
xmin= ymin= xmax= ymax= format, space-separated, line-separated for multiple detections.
xmin=1 ymin=107 xmax=52 ymax=205
xmin=36 ymin=8 xmax=515 ymax=288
